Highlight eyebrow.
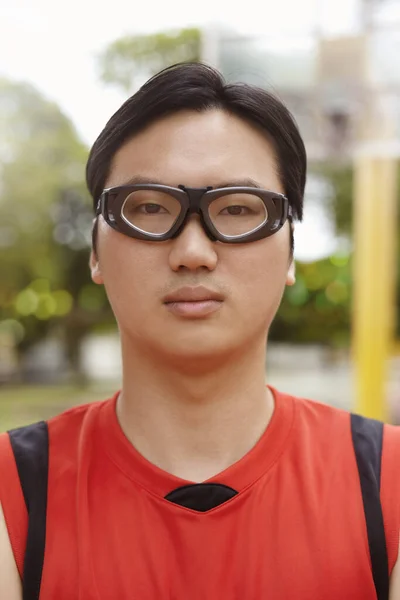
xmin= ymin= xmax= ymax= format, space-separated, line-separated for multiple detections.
xmin=116 ymin=175 xmax=264 ymax=189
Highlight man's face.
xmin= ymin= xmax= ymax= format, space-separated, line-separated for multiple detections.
xmin=90 ymin=109 xmax=295 ymax=364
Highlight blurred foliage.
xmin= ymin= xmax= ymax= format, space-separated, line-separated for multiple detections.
xmin=272 ymin=254 xmax=352 ymax=347
xmin=97 ymin=27 xmax=201 ymax=92
xmin=318 ymin=162 xmax=400 ymax=235
xmin=0 ymin=79 xmax=113 ymax=380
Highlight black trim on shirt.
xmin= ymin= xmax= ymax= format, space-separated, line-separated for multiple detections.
xmin=8 ymin=421 xmax=49 ymax=600
xmin=351 ymin=413 xmax=389 ymax=600
xmin=165 ymin=482 xmax=238 ymax=511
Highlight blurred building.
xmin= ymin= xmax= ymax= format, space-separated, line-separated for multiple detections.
xmin=201 ymin=3 xmax=400 ymax=164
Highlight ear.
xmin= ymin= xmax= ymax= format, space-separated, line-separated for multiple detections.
xmin=286 ymin=258 xmax=296 ymax=287
xmin=89 ymin=250 xmax=103 ymax=285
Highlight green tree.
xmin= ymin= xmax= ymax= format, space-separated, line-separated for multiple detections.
xmin=273 ymin=162 xmax=400 ymax=345
xmin=0 ymin=79 xmax=113 ymax=382
xmin=271 ymin=254 xmax=353 ymax=347
xmin=97 ymin=28 xmax=201 ymax=92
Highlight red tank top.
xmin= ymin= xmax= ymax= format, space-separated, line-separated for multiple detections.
xmin=1 ymin=388 xmax=400 ymax=599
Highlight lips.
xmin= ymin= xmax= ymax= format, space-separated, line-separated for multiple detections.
xmin=163 ymin=286 xmax=224 ymax=318
xmin=163 ymin=286 xmax=224 ymax=304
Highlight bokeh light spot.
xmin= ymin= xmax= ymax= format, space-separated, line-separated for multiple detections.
xmin=15 ymin=289 xmax=39 ymax=316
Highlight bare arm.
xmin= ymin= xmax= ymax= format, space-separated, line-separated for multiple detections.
xmin=0 ymin=502 xmax=22 ymax=600
xmin=390 ymin=538 xmax=400 ymax=600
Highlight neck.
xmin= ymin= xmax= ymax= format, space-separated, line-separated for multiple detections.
xmin=116 ymin=336 xmax=274 ymax=482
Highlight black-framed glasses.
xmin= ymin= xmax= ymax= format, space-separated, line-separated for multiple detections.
xmin=96 ymin=184 xmax=292 ymax=244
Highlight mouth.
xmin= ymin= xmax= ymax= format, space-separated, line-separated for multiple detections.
xmin=164 ymin=299 xmax=223 ymax=318
xmin=163 ymin=286 xmax=224 ymax=318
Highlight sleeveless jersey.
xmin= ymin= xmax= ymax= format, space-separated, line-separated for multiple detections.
xmin=1 ymin=388 xmax=400 ymax=599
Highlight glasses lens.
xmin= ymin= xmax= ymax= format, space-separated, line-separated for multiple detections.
xmin=121 ymin=190 xmax=181 ymax=235
xmin=209 ymin=193 xmax=268 ymax=237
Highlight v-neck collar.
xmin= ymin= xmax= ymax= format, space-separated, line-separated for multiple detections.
xmin=99 ymin=386 xmax=295 ymax=498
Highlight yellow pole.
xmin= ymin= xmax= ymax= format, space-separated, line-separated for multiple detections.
xmin=352 ymin=155 xmax=398 ymax=420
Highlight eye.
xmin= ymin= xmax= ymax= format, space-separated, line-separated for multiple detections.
xmin=209 ymin=193 xmax=268 ymax=237
xmin=121 ymin=190 xmax=181 ymax=235
xmin=219 ymin=205 xmax=253 ymax=216
xmin=135 ymin=203 xmax=169 ymax=215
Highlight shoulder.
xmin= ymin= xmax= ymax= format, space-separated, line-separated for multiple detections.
xmin=273 ymin=389 xmax=394 ymax=477
xmin=275 ymin=389 xmax=400 ymax=572
xmin=44 ymin=397 xmax=114 ymax=479
xmin=270 ymin=390 xmax=359 ymax=486
xmin=46 ymin=397 xmax=110 ymax=439
xmin=0 ymin=394 xmax=117 ymax=575
xmin=285 ymin=390 xmax=399 ymax=460
xmin=273 ymin=387 xmax=352 ymax=438
xmin=0 ymin=398 xmax=111 ymax=467
xmin=293 ymin=393 xmax=400 ymax=575
xmin=0 ymin=430 xmax=28 ymax=578
xmin=381 ymin=422 xmax=400 ymax=574
xmin=0 ymin=502 xmax=22 ymax=600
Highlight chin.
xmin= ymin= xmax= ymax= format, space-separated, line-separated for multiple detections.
xmin=124 ymin=319 xmax=255 ymax=366
xmin=170 ymin=336 xmax=230 ymax=358
xmin=148 ymin=326 xmax=231 ymax=360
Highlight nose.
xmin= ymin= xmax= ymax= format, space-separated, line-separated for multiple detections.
xmin=168 ymin=215 xmax=218 ymax=273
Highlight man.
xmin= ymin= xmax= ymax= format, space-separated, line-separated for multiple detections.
xmin=0 ymin=62 xmax=399 ymax=599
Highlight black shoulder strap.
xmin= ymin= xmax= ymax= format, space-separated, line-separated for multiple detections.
xmin=8 ymin=421 xmax=49 ymax=600
xmin=350 ymin=413 xmax=389 ymax=600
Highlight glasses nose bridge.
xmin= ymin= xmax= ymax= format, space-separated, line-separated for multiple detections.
xmin=179 ymin=185 xmax=211 ymax=215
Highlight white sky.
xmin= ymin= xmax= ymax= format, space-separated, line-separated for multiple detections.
xmin=0 ymin=0 xmax=390 ymax=261
xmin=0 ymin=0 xmax=365 ymax=145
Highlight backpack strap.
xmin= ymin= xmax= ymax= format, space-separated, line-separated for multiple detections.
xmin=8 ymin=422 xmax=49 ymax=600
xmin=350 ymin=413 xmax=389 ymax=600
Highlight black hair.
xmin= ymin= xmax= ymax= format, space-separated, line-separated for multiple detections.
xmin=86 ymin=62 xmax=307 ymax=252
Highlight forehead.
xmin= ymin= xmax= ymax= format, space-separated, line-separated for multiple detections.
xmin=106 ymin=109 xmax=283 ymax=192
